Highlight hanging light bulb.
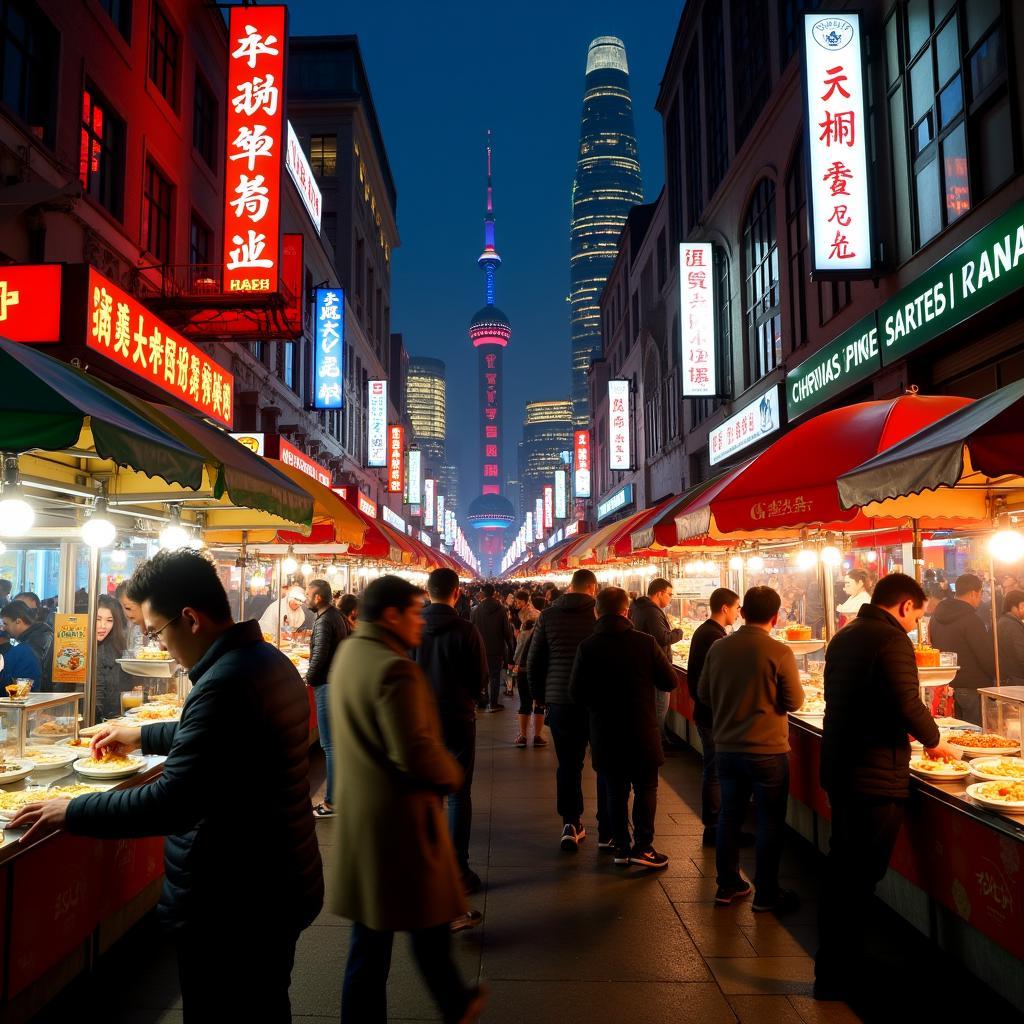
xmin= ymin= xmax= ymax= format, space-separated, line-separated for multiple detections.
xmin=747 ymin=555 xmax=765 ymax=573
xmin=110 ymin=542 xmax=128 ymax=567
xmin=728 ymin=555 xmax=744 ymax=571
xmin=188 ymin=534 xmax=205 ymax=551
xmin=81 ymin=496 xmax=116 ymax=549
xmin=300 ymin=561 xmax=314 ymax=576
xmin=794 ymin=548 xmax=817 ymax=570
xmin=865 ymin=550 xmax=878 ymax=564
xmin=990 ymin=529 xmax=1024 ymax=563
xmin=282 ymin=546 xmax=298 ymax=574
xmin=159 ymin=507 xmax=189 ymax=550
xmin=820 ymin=545 xmax=842 ymax=567
xmin=249 ymin=569 xmax=267 ymax=591
xmin=0 ymin=455 xmax=34 ymax=537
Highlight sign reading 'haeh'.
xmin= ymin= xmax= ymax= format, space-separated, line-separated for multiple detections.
xmin=224 ymin=6 xmax=287 ymax=295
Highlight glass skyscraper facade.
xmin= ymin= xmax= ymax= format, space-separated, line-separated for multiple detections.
xmin=406 ymin=356 xmax=447 ymax=466
xmin=517 ymin=399 xmax=573 ymax=523
xmin=569 ymin=36 xmax=644 ymax=426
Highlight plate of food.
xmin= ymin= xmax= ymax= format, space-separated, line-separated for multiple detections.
xmin=126 ymin=703 xmax=182 ymax=724
xmin=22 ymin=746 xmax=79 ymax=770
xmin=967 ymin=756 xmax=1024 ymax=782
xmin=0 ymin=783 xmax=104 ymax=820
xmin=73 ymin=752 xmax=146 ymax=779
xmin=0 ymin=757 xmax=35 ymax=785
xmin=54 ymin=646 xmax=84 ymax=673
xmin=946 ymin=733 xmax=1020 ymax=758
xmin=908 ymin=755 xmax=970 ymax=780
xmin=966 ymin=780 xmax=1024 ymax=812
xmin=30 ymin=719 xmax=75 ymax=739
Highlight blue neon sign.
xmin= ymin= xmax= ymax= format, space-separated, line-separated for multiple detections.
xmin=313 ymin=287 xmax=343 ymax=409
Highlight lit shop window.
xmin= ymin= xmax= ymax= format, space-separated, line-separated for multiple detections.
xmin=80 ymin=86 xmax=126 ymax=219
xmin=310 ymin=134 xmax=336 ymax=176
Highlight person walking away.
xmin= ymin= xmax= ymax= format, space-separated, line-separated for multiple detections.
xmin=510 ymin=594 xmax=546 ymax=747
xmin=9 ymin=549 xmax=323 ymax=1021
xmin=94 ymin=594 xmax=133 ymax=721
xmin=686 ymin=588 xmax=741 ymax=846
xmin=629 ymin=577 xmax=684 ymax=740
xmin=414 ymin=568 xmax=489 ymax=895
xmin=698 ymin=586 xmax=803 ymax=912
xmin=569 ymin=587 xmax=677 ymax=868
xmin=527 ymin=568 xmax=603 ymax=852
xmin=996 ymin=589 xmax=1024 ymax=683
xmin=470 ymin=583 xmax=514 ymax=712
xmin=306 ymin=579 xmax=350 ymax=818
xmin=815 ymin=574 xmax=954 ymax=1002
xmin=329 ymin=575 xmax=485 ymax=1024
xmin=928 ymin=573 xmax=994 ymax=724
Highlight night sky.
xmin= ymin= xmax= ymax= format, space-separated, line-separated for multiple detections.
xmin=289 ymin=1 xmax=683 ymax=514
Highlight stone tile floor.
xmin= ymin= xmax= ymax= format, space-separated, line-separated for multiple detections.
xmin=37 ymin=712 xmax=1020 ymax=1022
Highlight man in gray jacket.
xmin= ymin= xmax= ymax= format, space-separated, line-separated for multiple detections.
xmin=630 ymin=577 xmax=684 ymax=737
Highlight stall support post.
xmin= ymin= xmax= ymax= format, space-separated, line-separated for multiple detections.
xmin=912 ymin=520 xmax=924 ymax=585
xmin=820 ymin=558 xmax=836 ymax=641
xmin=238 ymin=532 xmax=247 ymax=622
xmin=58 ymin=541 xmax=76 ymax=615
xmin=275 ymin=553 xmax=283 ymax=648
xmin=990 ymin=550 xmax=1001 ymax=687
xmin=85 ymin=542 xmax=100 ymax=725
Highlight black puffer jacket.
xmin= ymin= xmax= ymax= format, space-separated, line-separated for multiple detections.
xmin=686 ymin=618 xmax=727 ymax=728
xmin=470 ymin=597 xmax=514 ymax=665
xmin=94 ymin=639 xmax=133 ymax=721
xmin=20 ymin=620 xmax=53 ymax=688
xmin=929 ymin=597 xmax=995 ymax=691
xmin=66 ymin=620 xmax=324 ymax=931
xmin=414 ymin=603 xmax=489 ymax=724
xmin=306 ymin=605 xmax=349 ymax=688
xmin=629 ymin=595 xmax=684 ymax=659
xmin=527 ymin=591 xmax=596 ymax=705
xmin=821 ymin=605 xmax=940 ymax=799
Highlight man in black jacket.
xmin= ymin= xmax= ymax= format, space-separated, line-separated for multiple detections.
xmin=5 ymin=594 xmax=53 ymax=689
xmin=630 ymin=578 xmax=684 ymax=737
xmin=471 ymin=582 xmax=514 ymax=711
xmin=928 ymin=572 xmax=994 ymax=724
xmin=527 ymin=568 xmax=601 ymax=852
xmin=816 ymin=573 xmax=953 ymax=1001
xmin=570 ymin=587 xmax=677 ymax=868
xmin=685 ymin=588 xmax=740 ymax=845
xmin=414 ymin=568 xmax=489 ymax=894
xmin=997 ymin=589 xmax=1024 ymax=682
xmin=306 ymin=578 xmax=350 ymax=818
xmin=9 ymin=549 xmax=323 ymax=1021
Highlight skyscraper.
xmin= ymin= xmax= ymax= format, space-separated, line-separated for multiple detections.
xmin=466 ymin=132 xmax=515 ymax=573
xmin=406 ymin=356 xmax=447 ymax=467
xmin=518 ymin=399 xmax=573 ymax=522
xmin=569 ymin=36 xmax=644 ymax=426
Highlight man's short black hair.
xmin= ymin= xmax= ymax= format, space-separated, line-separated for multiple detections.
xmin=515 ymin=589 xmax=530 ymax=603
xmin=710 ymin=587 xmax=740 ymax=614
xmin=1004 ymin=590 xmax=1024 ymax=614
xmin=647 ymin=577 xmax=672 ymax=598
xmin=571 ymin=569 xmax=597 ymax=592
xmin=0 ymin=580 xmax=11 ymax=597
xmin=741 ymin=586 xmax=781 ymax=625
xmin=127 ymin=550 xmax=232 ymax=624
xmin=596 ymin=586 xmax=629 ymax=617
xmin=338 ymin=593 xmax=359 ymax=617
xmin=955 ymin=573 xmax=983 ymax=597
xmin=308 ymin=579 xmax=332 ymax=605
xmin=481 ymin=583 xmax=495 ymax=599
xmin=1 ymin=600 xmax=34 ymax=626
xmin=13 ymin=591 xmax=39 ymax=616
xmin=871 ymin=573 xmax=926 ymax=609
xmin=427 ymin=568 xmax=460 ymax=600
xmin=360 ymin=575 xmax=425 ymax=623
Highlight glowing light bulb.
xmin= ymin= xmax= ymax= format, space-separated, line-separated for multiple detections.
xmin=747 ymin=555 xmax=765 ymax=573
xmin=82 ymin=514 xmax=116 ymax=548
xmin=820 ymin=545 xmax=842 ymax=567
xmin=300 ymin=561 xmax=314 ymax=576
xmin=728 ymin=555 xmax=743 ymax=571
xmin=0 ymin=495 xmax=34 ymax=537
xmin=282 ymin=555 xmax=298 ymax=573
xmin=795 ymin=549 xmax=817 ymax=570
xmin=159 ymin=523 xmax=189 ymax=550
xmin=990 ymin=530 xmax=1024 ymax=563
xmin=865 ymin=551 xmax=878 ymax=563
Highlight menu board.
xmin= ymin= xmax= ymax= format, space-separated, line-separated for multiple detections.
xmin=51 ymin=614 xmax=88 ymax=685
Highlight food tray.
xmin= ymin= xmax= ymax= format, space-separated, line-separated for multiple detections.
xmin=116 ymin=658 xmax=177 ymax=679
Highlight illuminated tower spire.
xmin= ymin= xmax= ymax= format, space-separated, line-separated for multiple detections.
xmin=478 ymin=129 xmax=502 ymax=306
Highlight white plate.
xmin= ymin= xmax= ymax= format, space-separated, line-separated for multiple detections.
xmin=22 ymin=747 xmax=79 ymax=770
xmin=917 ymin=666 xmax=958 ymax=687
xmin=72 ymin=756 xmax=145 ymax=779
xmin=967 ymin=756 xmax=1024 ymax=782
xmin=946 ymin=736 xmax=1020 ymax=759
xmin=116 ymin=658 xmax=176 ymax=678
xmin=0 ymin=760 xmax=35 ymax=785
xmin=909 ymin=758 xmax=970 ymax=780
xmin=781 ymin=638 xmax=825 ymax=656
xmin=966 ymin=781 xmax=1024 ymax=812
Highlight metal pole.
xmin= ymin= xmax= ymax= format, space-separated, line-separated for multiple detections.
xmin=85 ymin=542 xmax=100 ymax=725
xmin=275 ymin=552 xmax=283 ymax=648
xmin=821 ymin=556 xmax=836 ymax=641
xmin=912 ymin=519 xmax=924 ymax=585
xmin=990 ymin=549 xmax=1001 ymax=688
xmin=238 ymin=532 xmax=247 ymax=622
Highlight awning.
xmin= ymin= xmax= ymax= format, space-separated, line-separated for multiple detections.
xmin=837 ymin=379 xmax=1024 ymax=519
xmin=596 ymin=497 xmax=677 ymax=562
xmin=630 ymin=474 xmax=741 ymax=551
xmin=342 ymin=498 xmax=405 ymax=564
xmin=566 ymin=518 xmax=630 ymax=566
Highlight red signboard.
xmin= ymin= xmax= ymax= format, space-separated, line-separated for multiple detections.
xmin=358 ymin=491 xmax=377 ymax=518
xmin=276 ymin=436 xmax=331 ymax=487
xmin=86 ymin=267 xmax=234 ymax=426
xmin=223 ymin=6 xmax=287 ymax=295
xmin=0 ymin=264 xmax=62 ymax=342
xmin=388 ymin=425 xmax=405 ymax=494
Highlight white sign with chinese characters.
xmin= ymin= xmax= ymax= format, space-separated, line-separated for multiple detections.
xmin=407 ymin=449 xmax=422 ymax=508
xmin=367 ymin=379 xmax=387 ymax=467
xmin=680 ymin=243 xmax=717 ymax=396
xmin=709 ymin=385 xmax=781 ymax=466
xmin=803 ymin=13 xmax=871 ymax=273
xmin=608 ymin=380 xmax=632 ymax=471
xmin=285 ymin=121 xmax=322 ymax=234
xmin=554 ymin=469 xmax=567 ymax=520
xmin=424 ymin=479 xmax=436 ymax=527
xmin=534 ymin=498 xmax=544 ymax=540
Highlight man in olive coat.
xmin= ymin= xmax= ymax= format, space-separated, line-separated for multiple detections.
xmin=329 ymin=575 xmax=485 ymax=1024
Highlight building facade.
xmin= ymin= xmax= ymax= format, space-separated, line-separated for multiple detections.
xmin=569 ymin=35 xmax=644 ymax=427
xmin=517 ymin=398 xmax=573 ymax=529
xmin=406 ymin=355 xmax=447 ymax=465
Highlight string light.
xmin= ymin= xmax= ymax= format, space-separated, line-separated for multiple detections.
xmin=81 ymin=497 xmax=115 ymax=549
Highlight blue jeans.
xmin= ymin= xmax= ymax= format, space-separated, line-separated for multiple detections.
xmin=716 ymin=752 xmax=789 ymax=900
xmin=313 ymin=684 xmax=333 ymax=806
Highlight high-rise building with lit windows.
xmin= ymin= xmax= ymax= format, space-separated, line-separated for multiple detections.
xmin=569 ymin=36 xmax=644 ymax=426
xmin=518 ymin=399 xmax=573 ymax=522
xmin=406 ymin=356 xmax=447 ymax=467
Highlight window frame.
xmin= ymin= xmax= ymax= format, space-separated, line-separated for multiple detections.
xmin=0 ymin=0 xmax=60 ymax=148
xmin=742 ymin=179 xmax=782 ymax=388
xmin=80 ymin=83 xmax=127 ymax=220
xmin=98 ymin=0 xmax=131 ymax=41
xmin=192 ymin=69 xmax=217 ymax=170
xmin=310 ymin=134 xmax=337 ymax=177
xmin=143 ymin=157 xmax=174 ymax=264
xmin=148 ymin=1 xmax=179 ymax=110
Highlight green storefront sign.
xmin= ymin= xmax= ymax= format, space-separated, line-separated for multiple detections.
xmin=786 ymin=312 xmax=879 ymax=421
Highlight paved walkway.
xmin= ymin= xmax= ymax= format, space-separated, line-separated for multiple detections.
xmin=38 ymin=713 xmax=1018 ymax=1022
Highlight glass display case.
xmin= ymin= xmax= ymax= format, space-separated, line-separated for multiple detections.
xmin=0 ymin=693 xmax=84 ymax=757
xmin=979 ymin=685 xmax=1024 ymax=745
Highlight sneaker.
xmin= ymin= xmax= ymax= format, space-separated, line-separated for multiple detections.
xmin=513 ymin=734 xmax=527 ymax=747
xmin=461 ymin=868 xmax=482 ymax=895
xmin=613 ymin=846 xmax=632 ymax=865
xmin=532 ymin=735 xmax=548 ymax=747
xmin=597 ymin=836 xmax=617 ymax=851
xmin=753 ymin=888 xmax=801 ymax=914
xmin=312 ymin=803 xmax=335 ymax=818
xmin=630 ymin=847 xmax=669 ymax=869
xmin=560 ymin=824 xmax=579 ymax=852
xmin=714 ymin=881 xmax=753 ymax=906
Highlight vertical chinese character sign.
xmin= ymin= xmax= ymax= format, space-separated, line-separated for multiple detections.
xmin=224 ymin=6 xmax=287 ymax=294
xmin=680 ymin=242 xmax=717 ymax=397
xmin=543 ymin=485 xmax=554 ymax=529
xmin=480 ymin=350 xmax=502 ymax=495
xmin=573 ymin=430 xmax=591 ymax=498
xmin=388 ymin=425 xmax=404 ymax=494
xmin=313 ymin=288 xmax=343 ymax=409
xmin=534 ymin=498 xmax=544 ymax=540
xmin=554 ymin=469 xmax=567 ymax=520
xmin=367 ymin=380 xmax=387 ymax=467
xmin=802 ymin=14 xmax=871 ymax=274
xmin=407 ymin=449 xmax=422 ymax=510
xmin=424 ymin=479 xmax=436 ymax=527
xmin=608 ymin=380 xmax=632 ymax=471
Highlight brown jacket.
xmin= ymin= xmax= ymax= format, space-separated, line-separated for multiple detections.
xmin=328 ymin=621 xmax=466 ymax=931
xmin=697 ymin=625 xmax=803 ymax=754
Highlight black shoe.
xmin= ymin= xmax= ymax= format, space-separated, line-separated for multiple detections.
xmin=560 ymin=824 xmax=580 ymax=852
xmin=629 ymin=847 xmax=669 ymax=869
xmin=484 ymin=703 xmax=504 ymax=712
xmin=752 ymin=887 xmax=801 ymax=914
xmin=461 ymin=868 xmax=482 ymax=895
xmin=613 ymin=846 xmax=632 ymax=865
xmin=714 ymin=880 xmax=752 ymax=906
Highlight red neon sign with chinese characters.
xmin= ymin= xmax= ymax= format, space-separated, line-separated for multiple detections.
xmin=277 ymin=436 xmax=331 ymax=487
xmin=0 ymin=265 xmax=61 ymax=342
xmin=86 ymin=267 xmax=234 ymax=427
xmin=388 ymin=425 xmax=405 ymax=494
xmin=224 ymin=6 xmax=287 ymax=295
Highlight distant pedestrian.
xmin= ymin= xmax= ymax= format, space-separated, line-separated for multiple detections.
xmin=510 ymin=594 xmax=546 ymax=748
xmin=698 ymin=586 xmax=803 ymax=912
xmin=997 ymin=589 xmax=1024 ymax=682
xmin=1 ymin=600 xmax=51 ymax=690
xmin=0 ymin=578 xmax=11 ymax=611
xmin=471 ymin=583 xmax=514 ymax=712
xmin=306 ymin=579 xmax=350 ymax=818
xmin=329 ymin=575 xmax=484 ymax=1024
xmin=527 ymin=568 xmax=602 ymax=852
xmin=686 ymin=587 xmax=741 ymax=846
xmin=415 ymin=568 xmax=490 ymax=895
xmin=629 ymin=577 xmax=684 ymax=739
xmin=569 ymin=587 xmax=677 ymax=868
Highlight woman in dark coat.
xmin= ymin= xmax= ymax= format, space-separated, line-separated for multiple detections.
xmin=94 ymin=594 xmax=133 ymax=721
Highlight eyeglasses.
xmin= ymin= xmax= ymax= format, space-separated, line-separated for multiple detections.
xmin=144 ymin=613 xmax=181 ymax=644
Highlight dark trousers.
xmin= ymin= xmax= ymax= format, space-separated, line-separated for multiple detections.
xmin=816 ymin=795 xmax=906 ymax=984
xmin=716 ymin=752 xmax=789 ymax=900
xmin=486 ymin=658 xmax=503 ymax=706
xmin=604 ymin=766 xmax=659 ymax=850
xmin=694 ymin=716 xmax=720 ymax=829
xmin=177 ymin=923 xmax=299 ymax=1022
xmin=953 ymin=687 xmax=981 ymax=725
xmin=342 ymin=921 xmax=470 ymax=1024
xmin=443 ymin=719 xmax=476 ymax=871
xmin=547 ymin=702 xmax=608 ymax=830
